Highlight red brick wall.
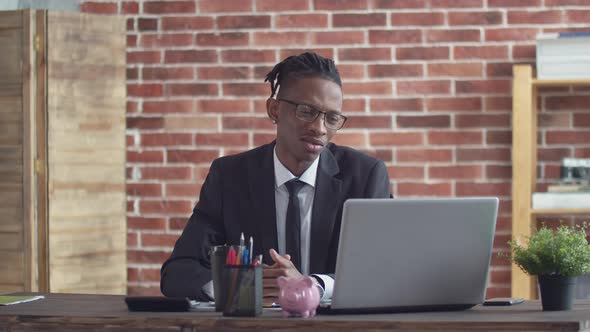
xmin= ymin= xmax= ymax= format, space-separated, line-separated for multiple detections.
xmin=80 ymin=0 xmax=590 ymax=297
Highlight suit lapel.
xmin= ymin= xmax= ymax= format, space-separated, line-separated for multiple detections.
xmin=310 ymin=147 xmax=342 ymax=273
xmin=248 ymin=142 xmax=277 ymax=265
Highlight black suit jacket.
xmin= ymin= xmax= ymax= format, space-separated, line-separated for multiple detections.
xmin=160 ymin=142 xmax=391 ymax=300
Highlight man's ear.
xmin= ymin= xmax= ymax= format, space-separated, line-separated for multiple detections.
xmin=277 ymin=276 xmax=288 ymax=288
xmin=266 ymin=98 xmax=279 ymax=124
xmin=301 ymin=276 xmax=314 ymax=288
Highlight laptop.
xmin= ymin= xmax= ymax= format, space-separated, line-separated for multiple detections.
xmin=318 ymin=197 xmax=499 ymax=314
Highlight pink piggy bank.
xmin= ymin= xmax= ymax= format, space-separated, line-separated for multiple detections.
xmin=277 ymin=276 xmax=320 ymax=318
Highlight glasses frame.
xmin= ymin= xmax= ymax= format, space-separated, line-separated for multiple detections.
xmin=278 ymin=98 xmax=347 ymax=130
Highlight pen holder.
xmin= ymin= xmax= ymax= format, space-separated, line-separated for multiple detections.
xmin=210 ymin=245 xmax=245 ymax=312
xmin=222 ymin=265 xmax=262 ymax=317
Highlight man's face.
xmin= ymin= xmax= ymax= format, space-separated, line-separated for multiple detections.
xmin=267 ymin=76 xmax=343 ymax=166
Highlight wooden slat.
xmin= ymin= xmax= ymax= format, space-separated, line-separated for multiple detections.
xmin=48 ymin=94 xmax=124 ymax=111
xmin=0 ymin=251 xmax=24 ymax=288
xmin=0 ymin=233 xmax=23 ymax=250
xmin=0 ymin=162 xmax=23 ymax=180
xmin=0 ymin=123 xmax=22 ymax=146
xmin=48 ymin=34 xmax=126 ymax=67
xmin=0 ymin=163 xmax=23 ymax=173
xmin=0 ymin=96 xmax=22 ymax=112
xmin=0 ymin=252 xmax=23 ymax=269
xmin=48 ymin=13 xmax=128 ymax=34
xmin=0 ymin=84 xmax=21 ymax=97
xmin=0 ymin=217 xmax=22 ymax=233
xmin=47 ymin=11 xmax=126 ymax=295
xmin=47 ymin=75 xmax=126 ymax=93
xmin=50 ymin=164 xmax=125 ymax=183
xmin=0 ymin=285 xmax=24 ymax=293
xmin=0 ymin=146 xmax=22 ymax=169
xmin=0 ymin=110 xmax=22 ymax=122
xmin=49 ymin=133 xmax=126 ymax=152
xmin=0 ymin=11 xmax=23 ymax=29
xmin=0 ymin=10 xmax=25 ymax=295
xmin=22 ymin=9 xmax=37 ymax=293
xmin=0 ymin=206 xmax=19 ymax=219
xmin=49 ymin=192 xmax=125 ymax=217
xmin=49 ymin=62 xmax=124 ymax=81
xmin=0 ymin=162 xmax=22 ymax=175
xmin=511 ymin=65 xmax=536 ymax=300
xmin=50 ymin=117 xmax=125 ymax=136
xmin=0 ymin=183 xmax=22 ymax=192
xmin=0 ymin=191 xmax=23 ymax=208
xmin=46 ymin=150 xmax=125 ymax=165
xmin=532 ymin=209 xmax=590 ymax=215
xmin=0 ymin=30 xmax=22 ymax=84
xmin=32 ymin=10 xmax=48 ymax=293
xmin=0 ymin=268 xmax=24 ymax=284
xmin=533 ymin=78 xmax=590 ymax=86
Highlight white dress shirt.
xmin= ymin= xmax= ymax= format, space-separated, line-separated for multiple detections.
xmin=273 ymin=148 xmax=333 ymax=300
xmin=273 ymin=148 xmax=318 ymax=275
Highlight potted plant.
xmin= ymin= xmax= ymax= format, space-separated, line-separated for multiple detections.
xmin=507 ymin=223 xmax=590 ymax=311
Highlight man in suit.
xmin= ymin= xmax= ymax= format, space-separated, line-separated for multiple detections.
xmin=160 ymin=52 xmax=391 ymax=302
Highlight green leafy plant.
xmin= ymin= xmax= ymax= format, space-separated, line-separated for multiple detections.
xmin=507 ymin=224 xmax=590 ymax=277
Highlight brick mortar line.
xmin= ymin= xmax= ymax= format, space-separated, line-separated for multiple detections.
xmin=125 ymin=41 xmax=540 ymax=47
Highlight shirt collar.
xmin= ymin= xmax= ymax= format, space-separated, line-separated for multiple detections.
xmin=273 ymin=146 xmax=319 ymax=189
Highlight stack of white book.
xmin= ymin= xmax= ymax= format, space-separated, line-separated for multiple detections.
xmin=533 ymin=192 xmax=590 ymax=209
xmin=533 ymin=182 xmax=590 ymax=209
xmin=536 ymin=32 xmax=590 ymax=79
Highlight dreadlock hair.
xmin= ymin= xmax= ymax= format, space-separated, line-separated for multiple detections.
xmin=264 ymin=52 xmax=342 ymax=98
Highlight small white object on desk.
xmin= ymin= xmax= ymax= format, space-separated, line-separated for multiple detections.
xmin=189 ymin=301 xmax=216 ymax=312
xmin=0 ymin=295 xmax=45 ymax=306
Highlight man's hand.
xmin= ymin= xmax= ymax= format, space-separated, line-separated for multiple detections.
xmin=262 ymin=249 xmax=303 ymax=303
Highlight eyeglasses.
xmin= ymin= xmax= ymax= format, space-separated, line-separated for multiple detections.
xmin=278 ymin=99 xmax=347 ymax=130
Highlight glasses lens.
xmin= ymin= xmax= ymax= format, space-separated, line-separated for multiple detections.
xmin=325 ymin=112 xmax=345 ymax=129
xmin=295 ymin=105 xmax=318 ymax=121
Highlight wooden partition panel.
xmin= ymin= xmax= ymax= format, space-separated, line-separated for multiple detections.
xmin=46 ymin=11 xmax=126 ymax=294
xmin=0 ymin=10 xmax=126 ymax=294
xmin=0 ymin=11 xmax=27 ymax=293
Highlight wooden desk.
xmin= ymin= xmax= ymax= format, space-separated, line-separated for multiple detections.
xmin=1 ymin=293 xmax=590 ymax=331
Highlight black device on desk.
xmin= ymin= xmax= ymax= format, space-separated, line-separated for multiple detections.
xmin=483 ymin=298 xmax=524 ymax=306
xmin=125 ymin=296 xmax=191 ymax=312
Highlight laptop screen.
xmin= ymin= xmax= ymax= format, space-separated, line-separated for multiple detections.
xmin=330 ymin=197 xmax=498 ymax=310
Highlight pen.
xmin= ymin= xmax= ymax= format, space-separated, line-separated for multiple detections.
xmin=236 ymin=248 xmax=242 ymax=266
xmin=242 ymin=248 xmax=249 ymax=265
xmin=236 ymin=233 xmax=244 ymax=265
xmin=249 ymin=236 xmax=253 ymax=264
xmin=226 ymin=246 xmax=236 ymax=265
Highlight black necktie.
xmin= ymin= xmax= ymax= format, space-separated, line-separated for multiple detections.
xmin=285 ymin=179 xmax=305 ymax=272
